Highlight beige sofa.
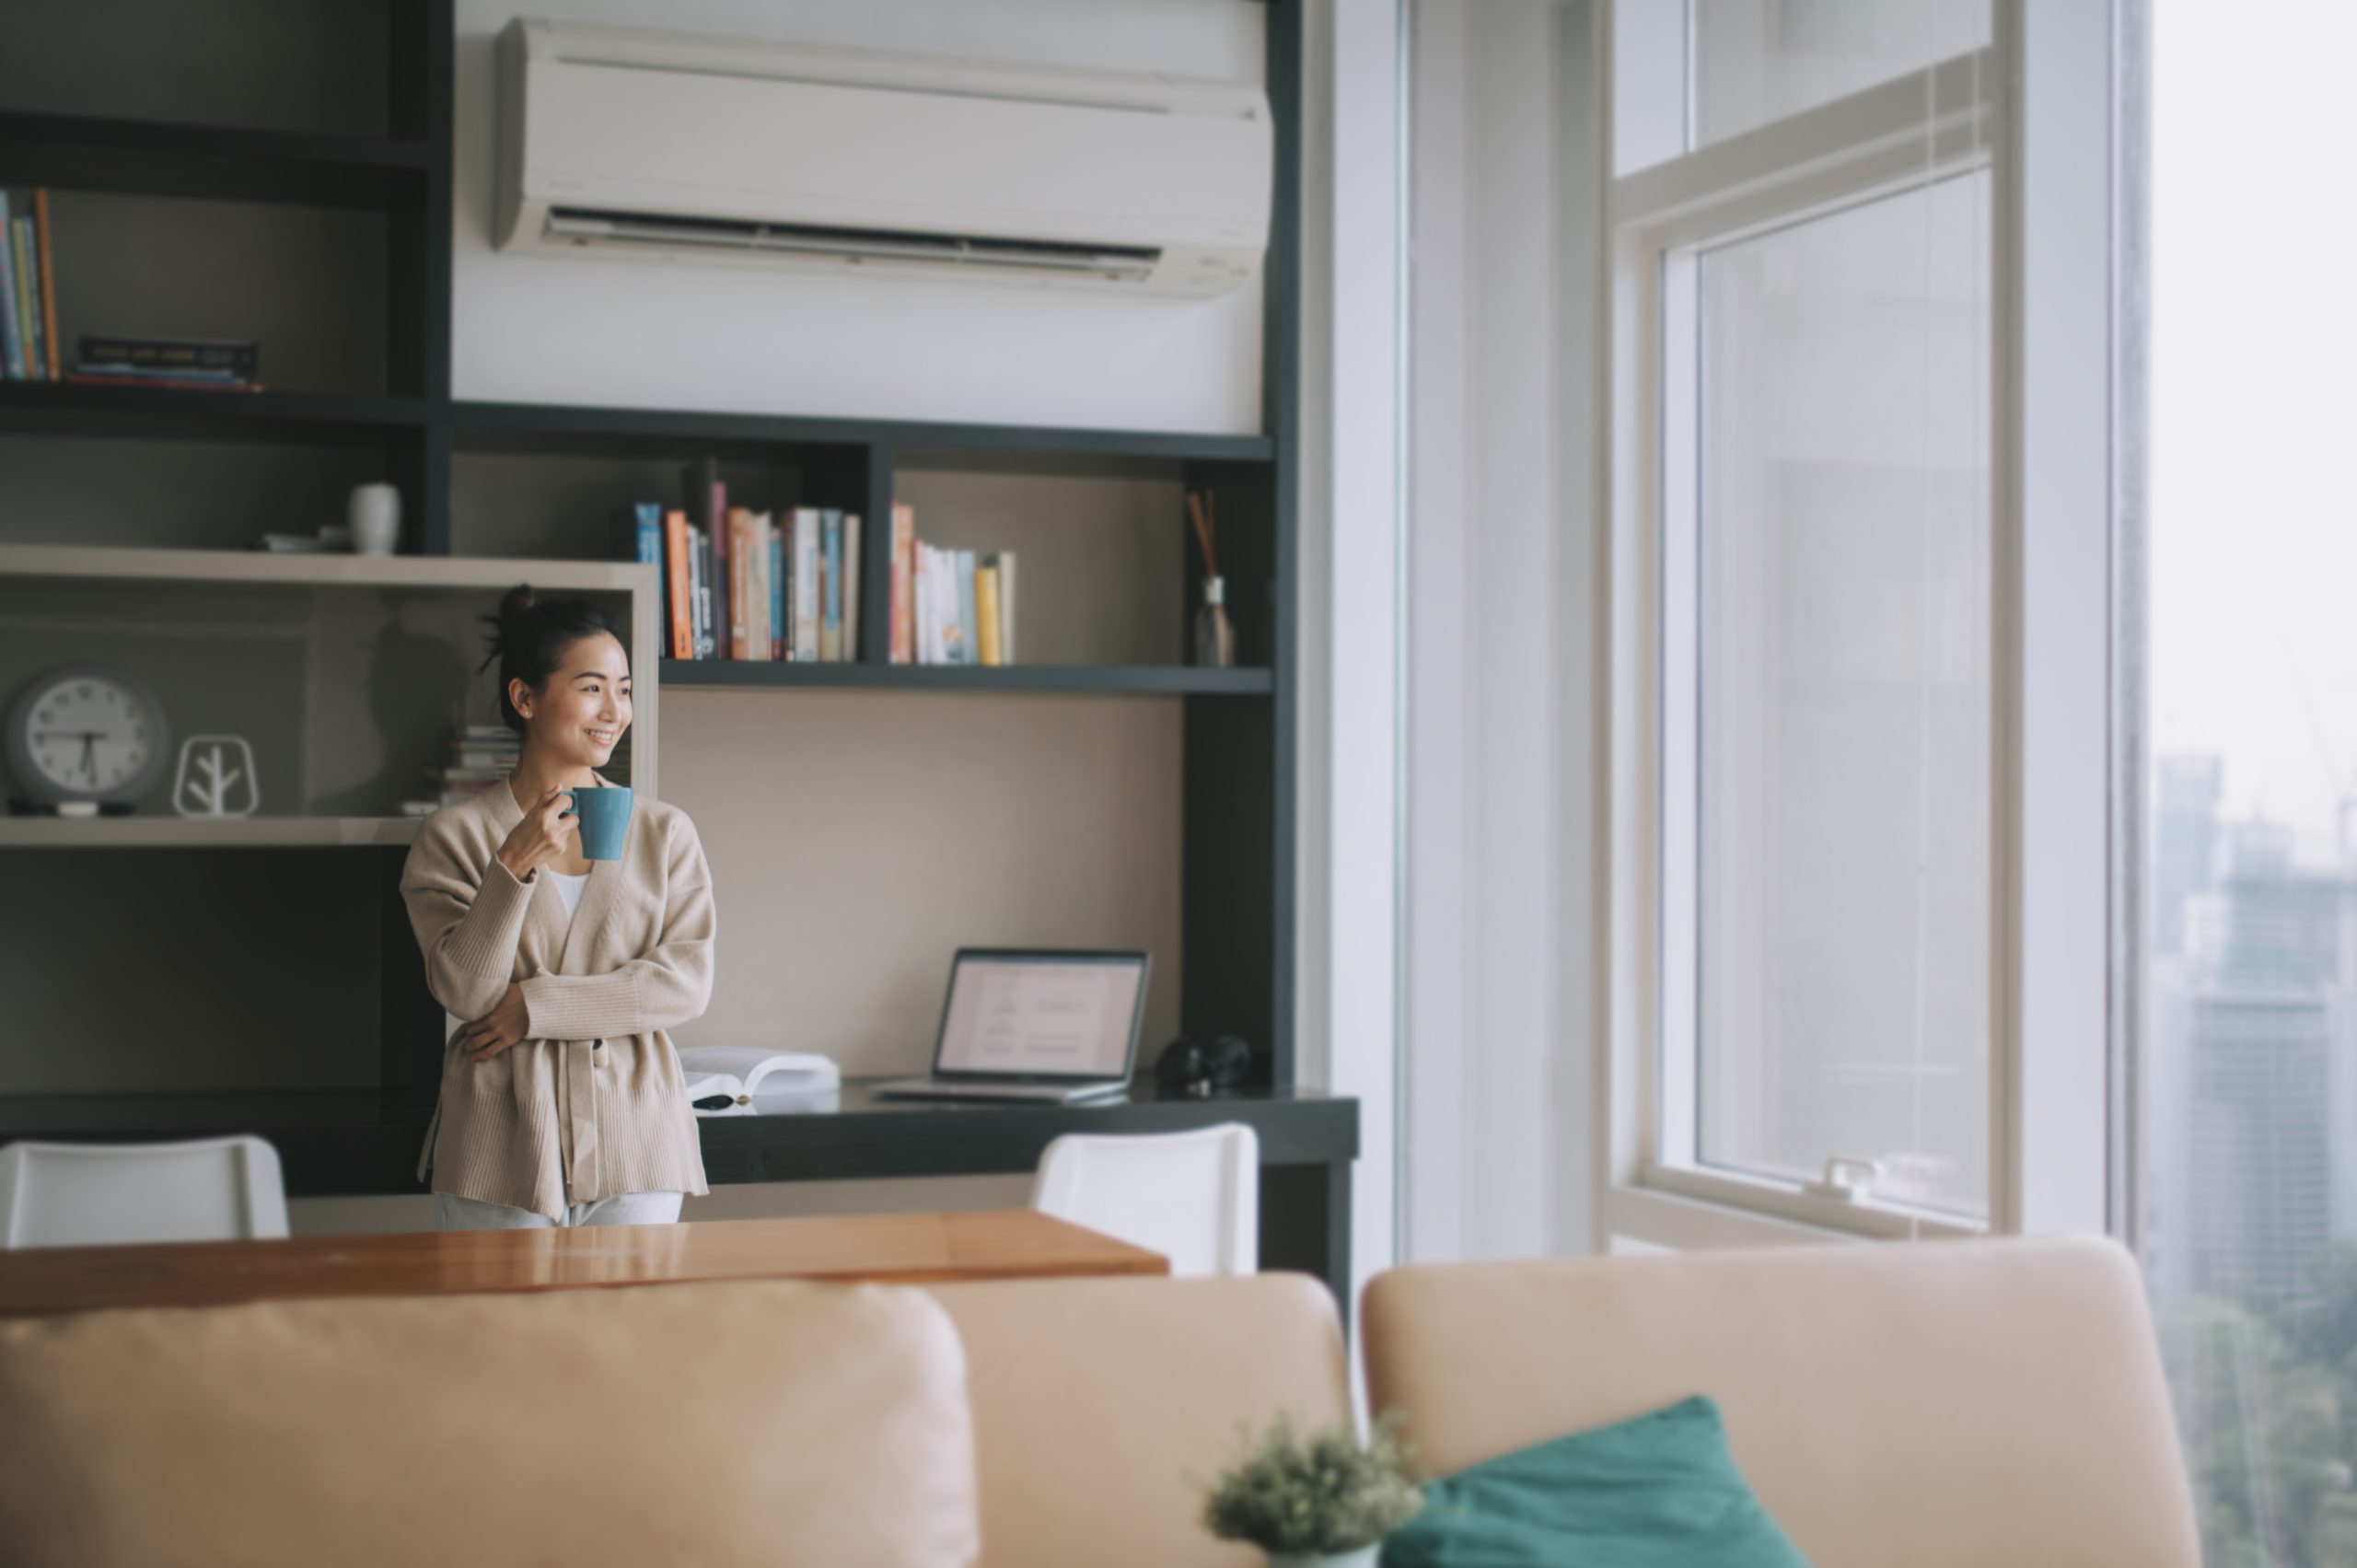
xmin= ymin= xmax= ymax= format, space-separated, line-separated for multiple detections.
xmin=1363 ymin=1234 xmax=2200 ymax=1568
xmin=0 ymin=1236 xmax=2193 ymax=1567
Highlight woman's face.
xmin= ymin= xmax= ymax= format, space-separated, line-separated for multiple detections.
xmin=511 ymin=633 xmax=632 ymax=771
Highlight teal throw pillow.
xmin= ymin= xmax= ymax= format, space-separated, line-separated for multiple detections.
xmin=1380 ymin=1395 xmax=1813 ymax=1568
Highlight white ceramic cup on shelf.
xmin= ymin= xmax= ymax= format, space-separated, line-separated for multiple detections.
xmin=349 ymin=482 xmax=402 ymax=555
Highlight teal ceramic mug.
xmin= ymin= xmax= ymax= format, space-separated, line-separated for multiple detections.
xmin=563 ymin=784 xmax=633 ymax=861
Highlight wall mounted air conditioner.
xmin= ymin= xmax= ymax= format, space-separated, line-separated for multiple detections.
xmin=494 ymin=18 xmax=1272 ymax=297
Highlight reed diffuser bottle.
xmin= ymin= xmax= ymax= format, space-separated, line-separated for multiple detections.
xmin=1188 ymin=491 xmax=1236 ymax=668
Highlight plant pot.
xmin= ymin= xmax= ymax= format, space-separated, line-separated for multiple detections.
xmin=1267 ymin=1548 xmax=1381 ymax=1568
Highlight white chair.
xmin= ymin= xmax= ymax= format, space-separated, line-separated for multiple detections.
xmin=1029 ymin=1122 xmax=1258 ymax=1276
xmin=0 ymin=1136 xmax=291 ymax=1248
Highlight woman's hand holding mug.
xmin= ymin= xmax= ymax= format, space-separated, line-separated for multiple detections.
xmin=494 ymin=785 xmax=576 ymax=881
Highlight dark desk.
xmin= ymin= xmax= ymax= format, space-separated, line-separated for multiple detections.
xmin=0 ymin=1083 xmax=1360 ymax=1307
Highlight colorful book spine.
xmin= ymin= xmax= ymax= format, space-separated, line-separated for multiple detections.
xmin=975 ymin=564 xmax=1003 ymax=667
xmin=993 ymin=551 xmax=1016 ymax=663
xmin=32 ymin=190 xmax=58 ymax=381
xmin=889 ymin=503 xmax=916 ymax=665
xmin=0 ymin=192 xmax=21 ymax=381
xmin=665 ymin=510 xmax=693 ymax=660
xmin=956 ymin=549 xmax=980 ymax=668
xmin=842 ymin=514 xmax=862 ymax=663
xmin=712 ymin=480 xmax=728 ymax=651
xmin=793 ymin=508 xmax=819 ymax=661
xmin=769 ymin=522 xmax=786 ymax=661
xmin=913 ymin=545 xmax=932 ymax=665
xmin=692 ymin=524 xmax=715 ymax=660
xmin=11 ymin=217 xmax=41 ymax=382
xmin=726 ymin=505 xmax=750 ymax=660
xmin=820 ymin=509 xmax=843 ymax=662
xmin=747 ymin=511 xmax=773 ymax=662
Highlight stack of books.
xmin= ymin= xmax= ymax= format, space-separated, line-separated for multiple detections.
xmin=0 ymin=190 xmax=61 ymax=382
xmin=400 ymin=726 xmax=520 ymax=817
xmin=888 ymin=502 xmax=1018 ymax=667
xmin=72 ymin=334 xmax=262 ymax=392
xmin=397 ymin=722 xmax=633 ymax=819
xmin=623 ymin=459 xmax=862 ymax=663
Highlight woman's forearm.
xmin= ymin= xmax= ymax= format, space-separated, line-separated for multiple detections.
xmin=518 ymin=946 xmax=713 ymax=1041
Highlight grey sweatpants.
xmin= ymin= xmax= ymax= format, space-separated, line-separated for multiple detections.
xmin=434 ymin=1191 xmax=684 ymax=1229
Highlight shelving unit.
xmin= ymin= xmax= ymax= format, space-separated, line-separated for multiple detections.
xmin=0 ymin=2 xmax=1320 ymax=1250
xmin=0 ymin=541 xmax=660 ymax=844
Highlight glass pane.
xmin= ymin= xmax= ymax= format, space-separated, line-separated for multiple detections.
xmin=1690 ymin=172 xmax=1991 ymax=1216
xmin=1692 ymin=0 xmax=1991 ymax=147
xmin=2142 ymin=5 xmax=2357 ymax=1562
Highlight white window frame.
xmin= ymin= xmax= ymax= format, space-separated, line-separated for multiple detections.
xmin=1593 ymin=1 xmax=2118 ymax=1252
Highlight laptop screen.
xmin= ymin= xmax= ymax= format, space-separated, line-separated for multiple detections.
xmin=934 ymin=951 xmax=1148 ymax=1079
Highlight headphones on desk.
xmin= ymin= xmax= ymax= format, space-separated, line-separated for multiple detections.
xmin=1153 ymin=1033 xmax=1254 ymax=1098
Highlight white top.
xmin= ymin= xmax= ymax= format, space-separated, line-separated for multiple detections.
xmin=545 ymin=869 xmax=590 ymax=925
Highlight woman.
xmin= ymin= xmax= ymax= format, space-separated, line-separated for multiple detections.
xmin=400 ymin=585 xmax=714 ymax=1228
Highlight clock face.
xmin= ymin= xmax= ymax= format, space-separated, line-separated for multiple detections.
xmin=20 ymin=675 xmax=159 ymax=798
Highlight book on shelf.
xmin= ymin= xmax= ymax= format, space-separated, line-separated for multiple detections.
xmin=0 ymin=190 xmax=66 ymax=383
xmin=793 ymin=508 xmax=819 ymax=660
xmin=842 ymin=513 xmax=862 ymax=661
xmin=9 ymin=212 xmax=41 ymax=382
xmin=975 ymin=563 xmax=1004 ymax=666
xmin=993 ymin=551 xmax=1017 ymax=663
xmin=621 ymin=471 xmax=876 ymax=665
xmin=0 ymin=193 xmax=19 ymax=381
xmin=691 ymin=524 xmax=714 ymax=660
xmin=665 ymin=509 xmax=693 ymax=660
xmin=895 ymin=519 xmax=1017 ymax=668
xmin=819 ymin=510 xmax=842 ymax=662
xmin=678 ymin=1045 xmax=841 ymax=1115
xmin=889 ymin=503 xmax=916 ymax=664
xmin=956 ymin=549 xmax=980 ymax=666
xmin=79 ymin=335 xmax=259 ymax=377
xmin=769 ymin=519 xmax=786 ymax=660
xmin=33 ymin=191 xmax=56 ymax=380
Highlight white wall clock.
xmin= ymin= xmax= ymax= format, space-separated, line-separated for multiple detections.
xmin=5 ymin=667 xmax=171 ymax=810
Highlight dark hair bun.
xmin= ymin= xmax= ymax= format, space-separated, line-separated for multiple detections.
xmin=477 ymin=583 xmax=626 ymax=732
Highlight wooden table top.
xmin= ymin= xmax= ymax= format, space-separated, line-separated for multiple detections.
xmin=0 ymin=1209 xmax=1167 ymax=1317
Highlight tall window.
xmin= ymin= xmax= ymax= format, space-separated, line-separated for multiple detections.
xmin=1608 ymin=3 xmax=1996 ymax=1242
xmin=2140 ymin=3 xmax=2357 ymax=1560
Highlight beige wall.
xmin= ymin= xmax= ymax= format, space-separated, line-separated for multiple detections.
xmin=657 ymin=688 xmax=1184 ymax=1080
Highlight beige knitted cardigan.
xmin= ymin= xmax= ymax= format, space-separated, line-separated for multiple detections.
xmin=399 ymin=774 xmax=714 ymax=1218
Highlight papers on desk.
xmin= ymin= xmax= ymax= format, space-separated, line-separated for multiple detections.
xmin=678 ymin=1046 xmax=842 ymax=1116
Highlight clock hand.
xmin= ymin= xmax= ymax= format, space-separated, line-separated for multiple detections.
xmin=80 ymin=735 xmax=98 ymax=784
xmin=33 ymin=731 xmax=109 ymax=740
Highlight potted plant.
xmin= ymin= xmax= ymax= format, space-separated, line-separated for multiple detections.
xmin=1202 ymin=1410 xmax=1425 ymax=1568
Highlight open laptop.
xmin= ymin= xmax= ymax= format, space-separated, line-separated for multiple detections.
xmin=873 ymin=948 xmax=1150 ymax=1104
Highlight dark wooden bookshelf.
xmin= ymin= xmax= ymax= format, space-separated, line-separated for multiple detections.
xmin=453 ymin=400 xmax=1274 ymax=465
xmin=0 ymin=110 xmax=428 ymax=208
xmin=0 ymin=381 xmax=429 ymax=440
xmin=0 ymin=1 xmax=1333 ymax=1254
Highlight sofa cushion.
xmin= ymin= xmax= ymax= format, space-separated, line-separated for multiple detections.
xmin=0 ymin=1279 xmax=981 ymax=1568
xmin=1380 ymin=1395 xmax=1811 ymax=1567
xmin=928 ymin=1272 xmax=1351 ymax=1567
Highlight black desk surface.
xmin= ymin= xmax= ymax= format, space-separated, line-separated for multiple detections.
xmin=0 ymin=1082 xmax=1359 ymax=1196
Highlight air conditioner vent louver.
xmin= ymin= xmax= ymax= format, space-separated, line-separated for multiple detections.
xmin=546 ymin=209 xmax=1163 ymax=281
xmin=495 ymin=18 xmax=1271 ymax=296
